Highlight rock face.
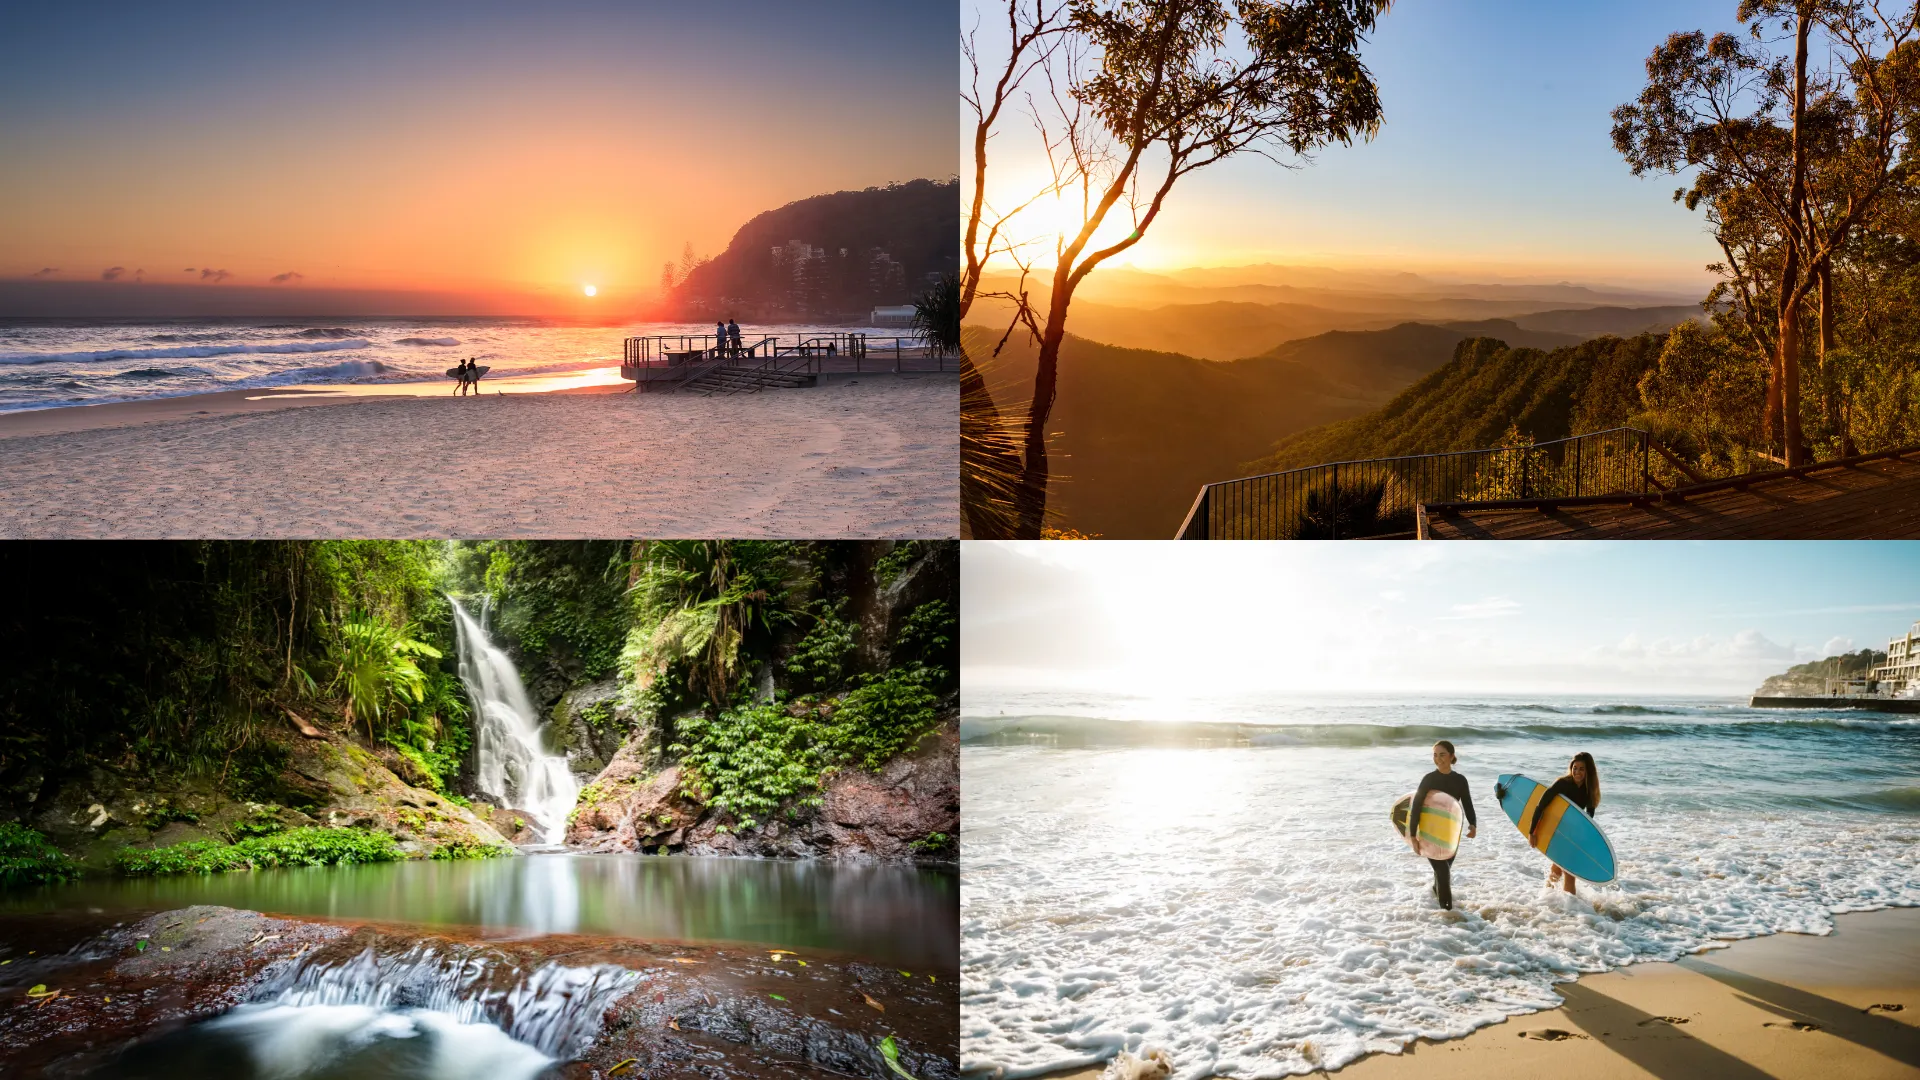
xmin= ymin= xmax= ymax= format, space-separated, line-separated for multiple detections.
xmin=548 ymin=678 xmax=631 ymax=780
xmin=0 ymin=906 xmax=349 ymax=1076
xmin=567 ymin=717 xmax=959 ymax=862
xmin=28 ymin=727 xmax=510 ymax=865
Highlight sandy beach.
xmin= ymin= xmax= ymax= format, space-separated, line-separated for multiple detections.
xmin=0 ymin=372 xmax=956 ymax=537
xmin=1032 ymin=907 xmax=1920 ymax=1080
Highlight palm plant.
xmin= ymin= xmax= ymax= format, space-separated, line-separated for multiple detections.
xmin=912 ymin=272 xmax=960 ymax=356
xmin=625 ymin=541 xmax=808 ymax=707
xmin=330 ymin=614 xmax=442 ymax=740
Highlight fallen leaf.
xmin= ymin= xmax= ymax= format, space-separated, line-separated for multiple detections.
xmin=668 ymin=1018 xmax=679 ymax=1031
xmin=26 ymin=984 xmax=49 ymax=997
xmin=796 ymin=960 xmax=807 ymax=967
xmin=135 ymin=941 xmax=148 ymax=953
xmin=899 ymin=971 xmax=911 ymax=978
xmin=863 ymin=994 xmax=885 ymax=1013
xmin=880 ymin=1035 xmax=919 ymax=1080
xmin=770 ymin=994 xmax=787 ymax=1002
xmin=927 ymin=975 xmax=935 ymax=983
xmin=664 ymin=958 xmax=699 ymax=965
xmin=609 ymin=1058 xmax=639 ymax=1075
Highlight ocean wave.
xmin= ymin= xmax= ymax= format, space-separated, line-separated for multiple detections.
xmin=0 ymin=339 xmax=374 ymax=366
xmin=294 ymin=327 xmax=356 ymax=338
xmin=111 ymin=368 xmax=180 ymax=379
xmin=148 ymin=332 xmax=234 ymax=343
xmin=268 ymin=358 xmax=397 ymax=383
xmin=960 ymin=713 xmax=1916 ymax=748
xmin=1589 ymin=704 xmax=1683 ymax=715
xmin=394 ymin=336 xmax=460 ymax=346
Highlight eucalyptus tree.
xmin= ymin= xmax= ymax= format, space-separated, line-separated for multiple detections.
xmin=964 ymin=0 xmax=1393 ymax=537
xmin=1613 ymin=0 xmax=1920 ymax=465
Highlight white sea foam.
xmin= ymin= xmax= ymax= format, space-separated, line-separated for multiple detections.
xmin=961 ymin=737 xmax=1920 ymax=1079
xmin=0 ymin=338 xmax=373 ymax=365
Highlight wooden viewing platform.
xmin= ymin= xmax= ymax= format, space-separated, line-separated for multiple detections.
xmin=619 ymin=332 xmax=948 ymax=394
xmin=1417 ymin=445 xmax=1920 ymax=539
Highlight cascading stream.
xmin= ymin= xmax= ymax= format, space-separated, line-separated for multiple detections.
xmin=449 ymin=597 xmax=580 ymax=844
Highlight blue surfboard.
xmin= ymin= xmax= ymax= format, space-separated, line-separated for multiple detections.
xmin=1495 ymin=773 xmax=1616 ymax=884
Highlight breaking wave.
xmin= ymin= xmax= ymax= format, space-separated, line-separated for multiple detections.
xmin=394 ymin=336 xmax=460 ymax=346
xmin=0 ymin=339 xmax=374 ymax=366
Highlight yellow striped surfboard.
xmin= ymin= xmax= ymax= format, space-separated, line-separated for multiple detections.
xmin=1391 ymin=789 xmax=1463 ymax=860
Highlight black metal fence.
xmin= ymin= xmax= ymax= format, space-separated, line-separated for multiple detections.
xmin=1175 ymin=428 xmax=1653 ymax=539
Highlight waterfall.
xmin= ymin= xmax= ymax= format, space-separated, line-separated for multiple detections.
xmin=450 ymin=597 xmax=580 ymax=844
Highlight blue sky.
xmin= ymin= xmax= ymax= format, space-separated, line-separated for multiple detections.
xmin=962 ymin=542 xmax=1920 ymax=696
xmin=967 ymin=0 xmax=1766 ymax=289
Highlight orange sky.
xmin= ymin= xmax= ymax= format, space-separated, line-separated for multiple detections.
xmin=0 ymin=2 xmax=955 ymax=315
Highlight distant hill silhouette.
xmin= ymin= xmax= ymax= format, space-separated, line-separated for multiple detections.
xmin=673 ymin=179 xmax=957 ymax=321
xmin=1247 ymin=333 xmax=1670 ymax=475
xmin=970 ymin=321 xmax=1497 ymax=537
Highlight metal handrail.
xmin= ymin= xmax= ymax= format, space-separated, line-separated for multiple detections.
xmin=1175 ymin=427 xmax=1655 ymax=539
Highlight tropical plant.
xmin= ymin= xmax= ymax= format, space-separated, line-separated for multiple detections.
xmin=912 ymin=271 xmax=961 ymax=356
xmin=624 ymin=541 xmax=810 ymax=707
xmin=330 ymin=615 xmax=442 ymax=740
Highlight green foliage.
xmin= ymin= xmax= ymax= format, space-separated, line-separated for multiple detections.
xmin=893 ymin=600 xmax=958 ymax=684
xmin=1258 ymin=335 xmax=1671 ymax=474
xmin=907 ymin=832 xmax=952 ymax=855
xmin=330 ymin=615 xmax=441 ymax=740
xmin=786 ymin=602 xmax=856 ymax=692
xmin=824 ymin=665 xmax=944 ymax=772
xmin=114 ymin=827 xmax=400 ymax=876
xmin=0 ymin=823 xmax=79 ymax=887
xmin=625 ymin=541 xmax=811 ymax=707
xmin=446 ymin=541 xmax=631 ymax=680
xmin=872 ymin=542 xmax=925 ymax=589
xmin=430 ymin=836 xmax=512 ymax=860
xmin=226 ymin=806 xmax=286 ymax=841
xmin=672 ymin=701 xmax=829 ymax=832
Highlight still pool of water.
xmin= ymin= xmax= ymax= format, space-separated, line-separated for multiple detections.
xmin=2 ymin=852 xmax=957 ymax=969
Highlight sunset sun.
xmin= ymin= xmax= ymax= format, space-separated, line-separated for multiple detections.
xmin=582 ymin=284 xmax=597 ymax=297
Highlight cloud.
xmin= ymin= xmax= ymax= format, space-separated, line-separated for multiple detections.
xmin=134 ymin=268 xmax=144 ymax=282
xmin=199 ymin=268 xmax=232 ymax=283
xmin=182 ymin=267 xmax=196 ymax=273
xmin=269 ymin=271 xmax=305 ymax=285
xmin=1822 ymin=635 xmax=1856 ymax=657
xmin=28 ymin=267 xmax=59 ymax=279
xmin=101 ymin=266 xmax=126 ymax=281
xmin=1441 ymin=596 xmax=1521 ymax=620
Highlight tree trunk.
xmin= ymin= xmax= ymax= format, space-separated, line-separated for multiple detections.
xmin=1017 ymin=283 xmax=1074 ymax=538
xmin=1818 ymin=258 xmax=1854 ymax=456
xmin=1781 ymin=7 xmax=1813 ymax=468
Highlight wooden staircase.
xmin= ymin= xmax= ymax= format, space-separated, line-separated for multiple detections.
xmin=680 ymin=364 xmax=817 ymax=396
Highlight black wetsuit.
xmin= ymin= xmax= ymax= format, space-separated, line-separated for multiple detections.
xmin=1409 ymin=769 xmax=1477 ymax=910
xmin=1540 ymin=776 xmax=1594 ymax=817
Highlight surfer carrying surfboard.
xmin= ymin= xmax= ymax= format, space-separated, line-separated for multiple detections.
xmin=1534 ymin=753 xmax=1600 ymax=895
xmin=1408 ymin=740 xmax=1477 ymax=910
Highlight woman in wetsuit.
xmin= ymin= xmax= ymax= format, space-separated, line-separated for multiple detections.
xmin=1535 ymin=751 xmax=1600 ymax=895
xmin=1407 ymin=740 xmax=1477 ymax=910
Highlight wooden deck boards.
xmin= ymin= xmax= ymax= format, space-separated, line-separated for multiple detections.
xmin=1421 ymin=449 xmax=1920 ymax=539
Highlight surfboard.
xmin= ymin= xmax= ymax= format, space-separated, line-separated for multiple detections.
xmin=1495 ymin=773 xmax=1616 ymax=883
xmin=445 ymin=365 xmax=490 ymax=380
xmin=1391 ymin=789 xmax=1463 ymax=860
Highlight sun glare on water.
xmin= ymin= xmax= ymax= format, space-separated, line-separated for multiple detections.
xmin=582 ymin=284 xmax=597 ymax=297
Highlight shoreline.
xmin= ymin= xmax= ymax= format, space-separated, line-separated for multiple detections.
xmin=1019 ymin=906 xmax=1920 ymax=1080
xmin=0 ymin=372 xmax=957 ymax=537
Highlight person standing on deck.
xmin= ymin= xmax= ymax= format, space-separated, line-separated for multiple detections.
xmin=715 ymin=320 xmax=728 ymax=357
xmin=1407 ymin=740 xmax=1477 ymax=911
xmin=727 ymin=319 xmax=743 ymax=356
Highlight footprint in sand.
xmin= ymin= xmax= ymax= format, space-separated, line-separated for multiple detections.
xmin=1519 ymin=1029 xmax=1588 ymax=1041
xmin=1763 ymin=1020 xmax=1821 ymax=1032
xmin=1637 ymin=1016 xmax=1690 ymax=1026
xmin=1864 ymin=1003 xmax=1905 ymax=1015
